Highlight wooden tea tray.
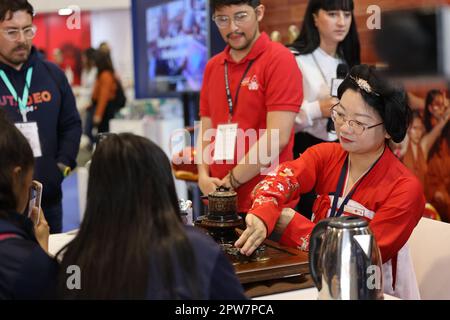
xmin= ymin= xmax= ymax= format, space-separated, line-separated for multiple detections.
xmin=193 ymin=224 xmax=314 ymax=297
xmin=230 ymin=236 xmax=310 ymax=284
xmin=228 ymin=230 xmax=314 ymax=297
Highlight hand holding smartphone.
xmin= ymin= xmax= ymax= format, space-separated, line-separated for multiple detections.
xmin=28 ymin=180 xmax=43 ymax=226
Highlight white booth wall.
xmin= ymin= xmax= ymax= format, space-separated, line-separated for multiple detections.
xmin=90 ymin=9 xmax=134 ymax=89
xmin=30 ymin=1 xmax=134 ymax=90
xmin=30 ymin=0 xmax=130 ymax=12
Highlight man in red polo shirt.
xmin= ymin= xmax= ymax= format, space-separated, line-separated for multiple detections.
xmin=197 ymin=0 xmax=303 ymax=218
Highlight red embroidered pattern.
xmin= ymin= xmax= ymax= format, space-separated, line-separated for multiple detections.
xmin=250 ymin=164 xmax=300 ymax=211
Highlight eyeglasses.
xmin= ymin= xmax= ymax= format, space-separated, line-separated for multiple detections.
xmin=330 ymin=103 xmax=383 ymax=135
xmin=212 ymin=7 xmax=258 ymax=29
xmin=1 ymin=25 xmax=37 ymax=41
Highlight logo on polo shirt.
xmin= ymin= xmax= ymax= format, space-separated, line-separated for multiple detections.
xmin=248 ymin=75 xmax=259 ymax=91
xmin=242 ymin=75 xmax=259 ymax=91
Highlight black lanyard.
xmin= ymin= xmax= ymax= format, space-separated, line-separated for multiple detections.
xmin=329 ymin=149 xmax=385 ymax=218
xmin=224 ymin=60 xmax=254 ymax=122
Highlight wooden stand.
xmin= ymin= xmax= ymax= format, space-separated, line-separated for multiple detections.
xmin=231 ymin=235 xmax=313 ymax=297
xmin=194 ymin=221 xmax=314 ymax=298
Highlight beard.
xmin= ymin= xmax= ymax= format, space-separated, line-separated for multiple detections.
xmin=0 ymin=44 xmax=31 ymax=66
xmin=226 ymin=29 xmax=258 ymax=51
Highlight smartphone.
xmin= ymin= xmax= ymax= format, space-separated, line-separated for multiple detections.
xmin=28 ymin=180 xmax=43 ymax=226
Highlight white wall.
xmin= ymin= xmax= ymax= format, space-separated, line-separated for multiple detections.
xmin=90 ymin=9 xmax=134 ymax=89
xmin=30 ymin=0 xmax=135 ymax=93
xmin=443 ymin=6 xmax=450 ymax=79
xmin=30 ymin=0 xmax=130 ymax=13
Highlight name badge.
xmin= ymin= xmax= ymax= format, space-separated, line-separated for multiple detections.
xmin=213 ymin=123 xmax=238 ymax=161
xmin=330 ymin=78 xmax=344 ymax=97
xmin=343 ymin=204 xmax=365 ymax=217
xmin=15 ymin=122 xmax=42 ymax=158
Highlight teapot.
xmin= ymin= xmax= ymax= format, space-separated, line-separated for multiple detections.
xmin=207 ymin=186 xmax=239 ymax=222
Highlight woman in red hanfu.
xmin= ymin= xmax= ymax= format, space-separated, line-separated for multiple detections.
xmin=235 ymin=64 xmax=425 ymax=299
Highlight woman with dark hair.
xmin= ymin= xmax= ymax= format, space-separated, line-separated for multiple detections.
xmin=290 ymin=0 xmax=360 ymax=152
xmin=80 ymin=48 xmax=97 ymax=92
xmin=236 ymin=65 xmax=424 ymax=299
xmin=289 ymin=0 xmax=361 ymax=218
xmin=85 ymin=51 xmax=125 ymax=143
xmin=78 ymin=48 xmax=97 ymax=148
xmin=57 ymin=133 xmax=245 ymax=299
xmin=0 ymin=112 xmax=56 ymax=299
xmin=423 ymin=90 xmax=450 ymax=222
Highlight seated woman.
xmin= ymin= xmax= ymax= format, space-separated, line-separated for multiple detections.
xmin=0 ymin=112 xmax=56 ymax=299
xmin=57 ymin=133 xmax=246 ymax=299
xmin=235 ymin=65 xmax=424 ymax=299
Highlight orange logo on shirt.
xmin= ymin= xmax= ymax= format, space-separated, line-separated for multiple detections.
xmin=0 ymin=90 xmax=52 ymax=107
xmin=27 ymin=91 xmax=52 ymax=104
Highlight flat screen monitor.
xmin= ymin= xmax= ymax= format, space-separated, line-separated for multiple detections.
xmin=132 ymin=0 xmax=209 ymax=97
xmin=375 ymin=6 xmax=450 ymax=80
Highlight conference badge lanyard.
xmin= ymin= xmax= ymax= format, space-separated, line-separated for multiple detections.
xmin=312 ymin=52 xmax=343 ymax=97
xmin=329 ymin=149 xmax=385 ymax=218
xmin=213 ymin=60 xmax=254 ymax=162
xmin=0 ymin=67 xmax=42 ymax=157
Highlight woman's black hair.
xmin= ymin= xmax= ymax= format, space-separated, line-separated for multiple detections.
xmin=94 ymin=50 xmax=114 ymax=77
xmin=57 ymin=133 xmax=201 ymax=299
xmin=424 ymin=89 xmax=443 ymax=132
xmin=83 ymin=47 xmax=97 ymax=69
xmin=337 ymin=64 xmax=411 ymax=143
xmin=410 ymin=110 xmax=424 ymax=122
xmin=423 ymin=89 xmax=450 ymax=158
xmin=289 ymin=0 xmax=360 ymax=68
xmin=0 ymin=110 xmax=34 ymax=214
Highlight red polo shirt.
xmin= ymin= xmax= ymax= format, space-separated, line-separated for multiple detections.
xmin=199 ymin=32 xmax=303 ymax=212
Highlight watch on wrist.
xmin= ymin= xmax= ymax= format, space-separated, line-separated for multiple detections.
xmin=63 ymin=166 xmax=71 ymax=177
xmin=58 ymin=162 xmax=72 ymax=178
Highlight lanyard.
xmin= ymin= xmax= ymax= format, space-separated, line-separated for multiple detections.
xmin=311 ymin=52 xmax=329 ymax=88
xmin=329 ymin=149 xmax=385 ymax=218
xmin=224 ymin=60 xmax=254 ymax=123
xmin=0 ymin=67 xmax=33 ymax=122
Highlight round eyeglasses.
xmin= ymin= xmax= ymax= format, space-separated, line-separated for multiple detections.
xmin=1 ymin=25 xmax=37 ymax=41
xmin=330 ymin=103 xmax=383 ymax=135
xmin=212 ymin=8 xmax=257 ymax=29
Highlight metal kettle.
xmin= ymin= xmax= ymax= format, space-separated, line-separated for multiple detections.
xmin=309 ymin=216 xmax=384 ymax=300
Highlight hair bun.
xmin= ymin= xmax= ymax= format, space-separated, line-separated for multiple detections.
xmin=339 ymin=64 xmax=412 ymax=143
xmin=383 ymin=89 xmax=411 ymax=143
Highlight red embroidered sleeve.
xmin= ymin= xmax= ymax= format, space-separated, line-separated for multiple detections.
xmin=279 ymin=213 xmax=315 ymax=251
xmin=248 ymin=143 xmax=335 ymax=244
xmin=248 ymin=164 xmax=301 ymax=235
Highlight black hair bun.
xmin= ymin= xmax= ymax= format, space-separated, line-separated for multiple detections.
xmin=382 ymin=89 xmax=411 ymax=143
xmin=339 ymin=64 xmax=412 ymax=143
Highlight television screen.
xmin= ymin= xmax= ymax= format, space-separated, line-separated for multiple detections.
xmin=132 ymin=0 xmax=209 ymax=97
xmin=374 ymin=7 xmax=450 ymax=79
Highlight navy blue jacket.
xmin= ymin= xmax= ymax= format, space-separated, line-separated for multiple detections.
xmin=0 ymin=47 xmax=81 ymax=206
xmin=0 ymin=211 xmax=58 ymax=299
xmin=146 ymin=226 xmax=247 ymax=299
